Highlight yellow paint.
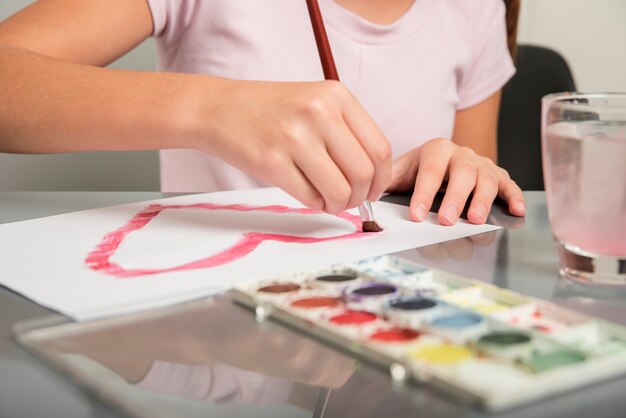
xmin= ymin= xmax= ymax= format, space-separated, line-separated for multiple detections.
xmin=411 ymin=344 xmax=473 ymax=365
xmin=472 ymin=302 xmax=507 ymax=314
xmin=442 ymin=287 xmax=508 ymax=314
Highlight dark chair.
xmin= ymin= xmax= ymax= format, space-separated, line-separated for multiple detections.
xmin=498 ymin=45 xmax=576 ymax=190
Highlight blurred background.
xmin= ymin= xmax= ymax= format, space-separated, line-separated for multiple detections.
xmin=1 ymin=0 xmax=625 ymax=191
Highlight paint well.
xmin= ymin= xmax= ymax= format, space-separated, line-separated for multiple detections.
xmin=389 ymin=297 xmax=437 ymax=311
xmin=330 ymin=310 xmax=377 ymax=325
xmin=442 ymin=287 xmax=510 ymax=314
xmin=370 ymin=328 xmax=420 ymax=342
xmin=524 ymin=350 xmax=587 ymax=373
xmin=258 ymin=283 xmax=300 ymax=293
xmin=351 ymin=283 xmax=396 ymax=296
xmin=431 ymin=313 xmax=483 ymax=329
xmin=476 ymin=331 xmax=533 ymax=359
xmin=428 ymin=312 xmax=488 ymax=343
xmin=412 ymin=344 xmax=473 ymax=364
xmin=316 ymin=274 xmax=357 ymax=283
xmin=291 ymin=296 xmax=341 ymax=309
xmin=478 ymin=331 xmax=531 ymax=346
xmin=472 ymin=303 xmax=507 ymax=314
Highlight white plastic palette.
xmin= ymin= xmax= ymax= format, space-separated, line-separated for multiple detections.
xmin=231 ymin=255 xmax=626 ymax=411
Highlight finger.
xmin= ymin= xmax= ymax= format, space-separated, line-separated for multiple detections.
xmin=387 ymin=149 xmax=419 ymax=193
xmin=269 ymin=161 xmax=325 ymax=211
xmin=442 ymin=238 xmax=474 ymax=261
xmin=467 ymin=167 xmax=499 ymax=224
xmin=488 ymin=213 xmax=526 ymax=230
xmin=497 ymin=172 xmax=526 ymax=216
xmin=337 ymin=87 xmax=392 ymax=201
xmin=438 ymin=153 xmax=477 ymax=225
xmin=409 ymin=141 xmax=454 ymax=222
xmin=293 ymin=143 xmax=351 ymax=214
xmin=322 ymin=118 xmax=374 ymax=210
xmin=470 ymin=231 xmax=497 ymax=246
xmin=416 ymin=245 xmax=449 ymax=262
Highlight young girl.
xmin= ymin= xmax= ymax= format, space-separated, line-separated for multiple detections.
xmin=0 ymin=0 xmax=525 ymax=225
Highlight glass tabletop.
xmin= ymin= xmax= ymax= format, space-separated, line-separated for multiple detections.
xmin=6 ymin=191 xmax=626 ymax=418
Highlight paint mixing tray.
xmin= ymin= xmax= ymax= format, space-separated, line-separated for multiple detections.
xmin=231 ymin=255 xmax=626 ymax=411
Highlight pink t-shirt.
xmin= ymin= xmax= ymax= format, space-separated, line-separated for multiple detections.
xmin=147 ymin=0 xmax=515 ymax=192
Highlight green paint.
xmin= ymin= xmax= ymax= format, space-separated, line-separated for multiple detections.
xmin=478 ymin=331 xmax=531 ymax=346
xmin=524 ymin=350 xmax=587 ymax=373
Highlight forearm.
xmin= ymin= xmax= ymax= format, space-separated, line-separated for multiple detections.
xmin=452 ymin=91 xmax=501 ymax=162
xmin=0 ymin=45 xmax=217 ymax=154
xmin=452 ymin=126 xmax=497 ymax=162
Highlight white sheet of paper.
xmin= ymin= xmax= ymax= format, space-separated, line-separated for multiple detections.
xmin=0 ymin=188 xmax=499 ymax=321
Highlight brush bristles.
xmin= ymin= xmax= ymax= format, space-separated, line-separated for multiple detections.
xmin=362 ymin=220 xmax=384 ymax=233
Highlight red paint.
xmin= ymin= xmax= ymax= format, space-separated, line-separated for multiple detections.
xmin=329 ymin=310 xmax=377 ymax=325
xmin=532 ymin=310 xmax=543 ymax=319
xmin=291 ymin=296 xmax=341 ymax=309
xmin=86 ymin=203 xmax=374 ymax=278
xmin=370 ymin=328 xmax=420 ymax=342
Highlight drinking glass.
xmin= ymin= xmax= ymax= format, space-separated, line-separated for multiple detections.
xmin=542 ymin=93 xmax=626 ymax=285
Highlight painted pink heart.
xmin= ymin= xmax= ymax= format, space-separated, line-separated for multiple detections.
xmin=85 ymin=203 xmax=374 ymax=278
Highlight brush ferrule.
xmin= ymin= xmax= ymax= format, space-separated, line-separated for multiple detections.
xmin=358 ymin=201 xmax=375 ymax=222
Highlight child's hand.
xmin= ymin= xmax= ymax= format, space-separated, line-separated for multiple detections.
xmin=198 ymin=79 xmax=392 ymax=214
xmin=387 ymin=138 xmax=525 ymax=225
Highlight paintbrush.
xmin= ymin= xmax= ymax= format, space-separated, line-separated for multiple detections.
xmin=305 ymin=0 xmax=383 ymax=233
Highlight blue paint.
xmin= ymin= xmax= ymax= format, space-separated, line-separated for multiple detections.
xmin=431 ymin=313 xmax=483 ymax=328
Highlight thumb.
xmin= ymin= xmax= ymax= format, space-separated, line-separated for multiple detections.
xmin=387 ymin=148 xmax=420 ymax=193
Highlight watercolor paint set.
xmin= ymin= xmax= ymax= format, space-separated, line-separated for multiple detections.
xmin=231 ymin=255 xmax=626 ymax=411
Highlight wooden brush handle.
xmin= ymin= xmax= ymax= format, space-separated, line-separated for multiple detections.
xmin=305 ymin=0 xmax=381 ymax=232
xmin=306 ymin=0 xmax=340 ymax=81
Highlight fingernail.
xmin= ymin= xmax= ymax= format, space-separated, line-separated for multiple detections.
xmin=442 ymin=204 xmax=458 ymax=223
xmin=414 ymin=203 xmax=428 ymax=221
xmin=471 ymin=204 xmax=487 ymax=223
xmin=514 ymin=200 xmax=526 ymax=213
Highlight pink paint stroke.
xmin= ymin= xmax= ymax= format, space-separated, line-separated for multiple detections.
xmin=85 ymin=203 xmax=376 ymax=278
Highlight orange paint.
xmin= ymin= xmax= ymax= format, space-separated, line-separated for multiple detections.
xmin=291 ymin=296 xmax=341 ymax=309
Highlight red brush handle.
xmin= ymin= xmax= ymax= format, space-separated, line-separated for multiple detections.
xmin=306 ymin=0 xmax=340 ymax=81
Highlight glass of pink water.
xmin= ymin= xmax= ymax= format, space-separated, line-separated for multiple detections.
xmin=542 ymin=93 xmax=626 ymax=285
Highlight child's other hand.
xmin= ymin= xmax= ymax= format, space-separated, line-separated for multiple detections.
xmin=387 ymin=138 xmax=525 ymax=225
xmin=198 ymin=79 xmax=391 ymax=214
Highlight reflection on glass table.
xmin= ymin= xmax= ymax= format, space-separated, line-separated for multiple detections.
xmin=19 ymin=295 xmax=465 ymax=418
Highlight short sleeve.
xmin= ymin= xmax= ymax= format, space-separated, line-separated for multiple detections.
xmin=146 ymin=0 xmax=199 ymax=48
xmin=136 ymin=361 xmax=292 ymax=404
xmin=456 ymin=1 xmax=516 ymax=109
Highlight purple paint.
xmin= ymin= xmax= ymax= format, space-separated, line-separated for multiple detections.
xmin=345 ymin=282 xmax=398 ymax=301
